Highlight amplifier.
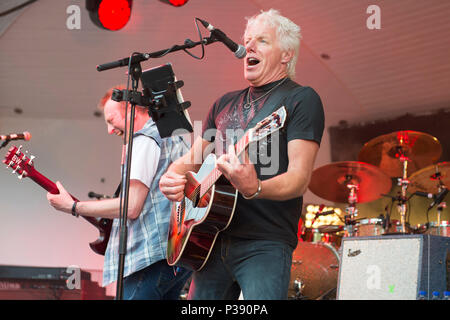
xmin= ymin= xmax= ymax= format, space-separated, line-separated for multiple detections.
xmin=0 ymin=265 xmax=111 ymax=300
xmin=337 ymin=235 xmax=449 ymax=300
xmin=0 ymin=265 xmax=91 ymax=281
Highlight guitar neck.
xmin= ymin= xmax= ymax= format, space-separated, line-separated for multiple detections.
xmin=29 ymin=168 xmax=103 ymax=229
xmin=199 ymin=132 xmax=250 ymax=197
xmin=30 ymin=169 xmax=77 ymax=200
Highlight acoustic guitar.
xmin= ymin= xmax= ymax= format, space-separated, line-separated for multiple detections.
xmin=167 ymin=106 xmax=287 ymax=271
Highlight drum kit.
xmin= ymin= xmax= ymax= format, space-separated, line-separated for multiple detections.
xmin=289 ymin=130 xmax=449 ymax=300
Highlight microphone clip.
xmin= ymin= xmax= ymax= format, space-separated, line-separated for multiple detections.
xmin=429 ymin=187 xmax=448 ymax=210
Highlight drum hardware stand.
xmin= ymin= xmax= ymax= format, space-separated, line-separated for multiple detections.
xmin=381 ymin=192 xmax=414 ymax=234
xmin=316 ymin=287 xmax=337 ymax=300
xmin=344 ymin=180 xmax=359 ymax=237
xmin=436 ymin=200 xmax=446 ymax=236
xmin=396 ymin=152 xmax=410 ymax=234
xmin=429 ymin=168 xmax=448 ymax=236
xmin=293 ymin=279 xmax=307 ymax=300
xmin=381 ymin=205 xmax=391 ymax=232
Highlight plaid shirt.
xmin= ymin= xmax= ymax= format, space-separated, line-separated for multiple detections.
xmin=102 ymin=120 xmax=188 ymax=286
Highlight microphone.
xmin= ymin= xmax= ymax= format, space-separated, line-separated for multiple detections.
xmin=0 ymin=131 xmax=31 ymax=141
xmin=428 ymin=188 xmax=448 ymax=210
xmin=311 ymin=208 xmax=335 ymax=226
xmin=415 ymin=189 xmax=449 ymax=209
xmin=314 ymin=209 xmax=335 ymax=218
xmin=88 ymin=191 xmax=110 ymax=199
xmin=414 ymin=191 xmax=434 ymax=199
xmin=197 ymin=18 xmax=246 ymax=59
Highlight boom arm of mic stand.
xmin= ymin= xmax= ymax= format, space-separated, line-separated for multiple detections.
xmin=96 ymin=37 xmax=219 ymax=72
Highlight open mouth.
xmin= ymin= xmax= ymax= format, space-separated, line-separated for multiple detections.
xmin=247 ymin=57 xmax=260 ymax=66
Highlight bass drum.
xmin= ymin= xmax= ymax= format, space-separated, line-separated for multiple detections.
xmin=289 ymin=241 xmax=340 ymax=300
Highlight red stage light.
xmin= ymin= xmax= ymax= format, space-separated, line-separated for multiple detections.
xmin=86 ymin=0 xmax=133 ymax=31
xmin=160 ymin=0 xmax=189 ymax=7
xmin=98 ymin=0 xmax=131 ymax=30
xmin=170 ymin=0 xmax=189 ymax=6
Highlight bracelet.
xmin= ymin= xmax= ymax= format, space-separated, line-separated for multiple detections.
xmin=242 ymin=179 xmax=262 ymax=200
xmin=71 ymin=201 xmax=79 ymax=217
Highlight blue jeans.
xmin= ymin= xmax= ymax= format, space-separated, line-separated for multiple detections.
xmin=187 ymin=234 xmax=293 ymax=300
xmin=123 ymin=259 xmax=192 ymax=300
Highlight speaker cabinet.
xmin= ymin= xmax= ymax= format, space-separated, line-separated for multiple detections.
xmin=337 ymin=235 xmax=449 ymax=300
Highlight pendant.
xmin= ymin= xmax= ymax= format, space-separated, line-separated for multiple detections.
xmin=243 ymin=102 xmax=252 ymax=110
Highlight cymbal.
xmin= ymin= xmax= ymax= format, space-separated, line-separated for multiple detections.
xmin=308 ymin=161 xmax=392 ymax=203
xmin=408 ymin=161 xmax=450 ymax=194
xmin=358 ymin=131 xmax=442 ymax=177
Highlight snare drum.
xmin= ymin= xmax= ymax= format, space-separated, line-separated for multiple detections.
xmin=384 ymin=219 xmax=413 ymax=234
xmin=354 ymin=218 xmax=384 ymax=236
xmin=289 ymin=242 xmax=340 ymax=300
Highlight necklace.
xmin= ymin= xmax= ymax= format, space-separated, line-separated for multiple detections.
xmin=243 ymin=77 xmax=288 ymax=110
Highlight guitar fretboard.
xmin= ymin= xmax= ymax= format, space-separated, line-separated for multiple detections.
xmin=199 ymin=132 xmax=250 ymax=198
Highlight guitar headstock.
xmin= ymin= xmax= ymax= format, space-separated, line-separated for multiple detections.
xmin=3 ymin=145 xmax=36 ymax=180
xmin=249 ymin=106 xmax=287 ymax=142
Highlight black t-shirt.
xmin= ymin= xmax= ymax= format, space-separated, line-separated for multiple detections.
xmin=202 ymin=78 xmax=325 ymax=249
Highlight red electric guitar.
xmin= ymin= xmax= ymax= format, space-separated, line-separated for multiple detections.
xmin=167 ymin=106 xmax=287 ymax=271
xmin=3 ymin=145 xmax=112 ymax=255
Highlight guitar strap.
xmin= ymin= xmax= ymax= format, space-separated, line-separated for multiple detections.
xmin=244 ymin=78 xmax=296 ymax=132
xmin=113 ymin=182 xmax=121 ymax=198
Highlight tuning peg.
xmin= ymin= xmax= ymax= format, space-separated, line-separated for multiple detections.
xmin=5 ymin=160 xmax=13 ymax=169
xmin=15 ymin=145 xmax=23 ymax=155
xmin=28 ymin=155 xmax=35 ymax=165
xmin=18 ymin=171 xmax=27 ymax=179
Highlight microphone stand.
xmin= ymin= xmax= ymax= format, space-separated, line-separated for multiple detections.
xmin=344 ymin=182 xmax=359 ymax=237
xmin=97 ymin=38 xmax=219 ymax=301
xmin=115 ymin=60 xmax=141 ymax=300
xmin=428 ymin=170 xmax=448 ymax=235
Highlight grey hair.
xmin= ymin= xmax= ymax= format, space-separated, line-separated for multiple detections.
xmin=245 ymin=9 xmax=302 ymax=79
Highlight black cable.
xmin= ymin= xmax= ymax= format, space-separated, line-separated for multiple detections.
xmin=152 ymin=44 xmax=179 ymax=59
xmin=407 ymin=197 xmax=411 ymax=225
xmin=146 ymin=18 xmax=206 ymax=60
xmin=384 ymin=198 xmax=394 ymax=230
xmin=426 ymin=206 xmax=431 ymax=226
xmin=389 ymin=198 xmax=394 ymax=219
xmin=0 ymin=0 xmax=38 ymax=17
xmin=181 ymin=18 xmax=206 ymax=60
